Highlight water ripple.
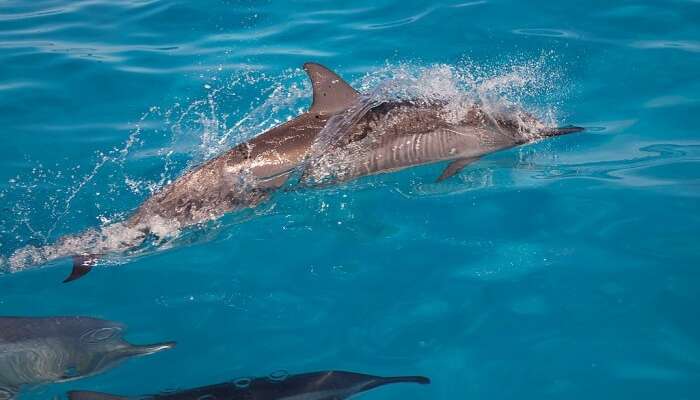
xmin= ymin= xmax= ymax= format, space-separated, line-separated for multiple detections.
xmin=450 ymin=1 xmax=488 ymax=8
xmin=631 ymin=40 xmax=700 ymax=53
xmin=348 ymin=7 xmax=436 ymax=31
xmin=512 ymin=28 xmax=582 ymax=39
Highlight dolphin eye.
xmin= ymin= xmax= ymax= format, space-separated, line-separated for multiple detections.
xmin=80 ymin=327 xmax=122 ymax=343
xmin=62 ymin=366 xmax=79 ymax=378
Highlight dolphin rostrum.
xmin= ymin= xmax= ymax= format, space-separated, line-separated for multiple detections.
xmin=6 ymin=62 xmax=582 ymax=280
xmin=0 ymin=316 xmax=175 ymax=399
xmin=66 ymin=370 xmax=430 ymax=400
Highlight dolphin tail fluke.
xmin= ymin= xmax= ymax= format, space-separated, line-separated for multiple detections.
xmin=63 ymin=254 xmax=100 ymax=283
xmin=539 ymin=125 xmax=585 ymax=137
xmin=67 ymin=391 xmax=130 ymax=400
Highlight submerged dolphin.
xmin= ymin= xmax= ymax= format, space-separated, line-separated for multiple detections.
xmin=0 ymin=316 xmax=175 ymax=399
xmin=7 ymin=62 xmax=582 ymax=280
xmin=67 ymin=370 xmax=430 ymax=400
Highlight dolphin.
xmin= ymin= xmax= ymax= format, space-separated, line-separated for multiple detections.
xmin=6 ymin=62 xmax=582 ymax=280
xmin=0 ymin=316 xmax=175 ymax=399
xmin=7 ymin=63 xmax=353 ymax=281
xmin=300 ymin=99 xmax=583 ymax=185
xmin=66 ymin=370 xmax=430 ymax=400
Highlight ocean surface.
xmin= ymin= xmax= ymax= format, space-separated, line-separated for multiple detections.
xmin=1 ymin=0 xmax=699 ymax=399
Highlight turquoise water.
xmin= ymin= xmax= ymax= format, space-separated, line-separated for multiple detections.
xmin=1 ymin=0 xmax=699 ymax=398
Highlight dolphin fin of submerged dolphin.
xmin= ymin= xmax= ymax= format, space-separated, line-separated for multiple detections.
xmin=303 ymin=62 xmax=358 ymax=115
xmin=67 ymin=391 xmax=129 ymax=400
xmin=63 ymin=254 xmax=99 ymax=283
xmin=437 ymin=156 xmax=481 ymax=182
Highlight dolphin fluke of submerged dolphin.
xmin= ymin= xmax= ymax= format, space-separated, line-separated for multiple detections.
xmin=66 ymin=370 xmax=430 ymax=400
xmin=7 ymin=62 xmax=583 ymax=281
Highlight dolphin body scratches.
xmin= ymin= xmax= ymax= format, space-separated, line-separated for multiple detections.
xmin=6 ymin=63 xmax=582 ymax=280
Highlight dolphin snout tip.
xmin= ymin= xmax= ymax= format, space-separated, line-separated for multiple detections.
xmin=151 ymin=340 xmax=177 ymax=352
xmin=131 ymin=340 xmax=176 ymax=356
xmin=415 ymin=376 xmax=431 ymax=385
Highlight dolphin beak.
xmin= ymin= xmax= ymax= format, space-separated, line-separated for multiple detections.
xmin=123 ymin=341 xmax=176 ymax=357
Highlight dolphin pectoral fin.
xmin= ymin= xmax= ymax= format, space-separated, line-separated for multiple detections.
xmin=437 ymin=157 xmax=480 ymax=182
xmin=303 ymin=62 xmax=358 ymax=115
xmin=63 ymin=254 xmax=100 ymax=283
xmin=67 ymin=391 xmax=130 ymax=400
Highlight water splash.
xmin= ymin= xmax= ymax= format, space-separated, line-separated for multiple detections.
xmin=1 ymin=55 xmax=570 ymax=273
xmin=1 ymin=67 xmax=311 ymax=271
xmin=301 ymin=54 xmax=566 ymax=185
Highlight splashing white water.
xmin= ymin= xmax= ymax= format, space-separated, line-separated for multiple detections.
xmin=1 ymin=55 xmax=569 ymax=273
xmin=302 ymin=54 xmax=566 ymax=185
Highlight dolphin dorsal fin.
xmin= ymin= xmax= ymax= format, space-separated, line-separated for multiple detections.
xmin=303 ymin=62 xmax=358 ymax=115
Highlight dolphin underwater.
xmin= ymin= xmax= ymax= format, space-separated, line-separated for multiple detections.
xmin=6 ymin=62 xmax=582 ymax=280
xmin=66 ymin=370 xmax=430 ymax=400
xmin=0 ymin=316 xmax=175 ymax=399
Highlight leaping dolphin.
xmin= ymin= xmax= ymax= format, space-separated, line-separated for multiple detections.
xmin=66 ymin=370 xmax=430 ymax=400
xmin=0 ymin=316 xmax=175 ymax=399
xmin=6 ymin=62 xmax=582 ymax=280
xmin=7 ymin=63 xmax=352 ymax=280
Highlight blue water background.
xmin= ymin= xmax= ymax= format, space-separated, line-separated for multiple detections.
xmin=1 ymin=0 xmax=699 ymax=399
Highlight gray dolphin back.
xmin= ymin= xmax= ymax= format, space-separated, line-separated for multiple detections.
xmin=0 ymin=316 xmax=121 ymax=342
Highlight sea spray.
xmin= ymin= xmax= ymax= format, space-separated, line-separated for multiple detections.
xmin=1 ymin=57 xmax=568 ymax=273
